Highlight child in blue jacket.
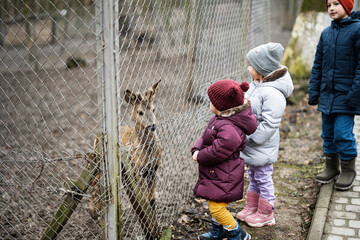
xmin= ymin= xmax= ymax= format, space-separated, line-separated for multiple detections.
xmin=308 ymin=0 xmax=360 ymax=190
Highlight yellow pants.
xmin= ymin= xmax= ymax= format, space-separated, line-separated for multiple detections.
xmin=208 ymin=201 xmax=237 ymax=230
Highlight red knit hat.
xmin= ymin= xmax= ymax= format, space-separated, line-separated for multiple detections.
xmin=207 ymin=79 xmax=250 ymax=111
xmin=326 ymin=0 xmax=354 ymax=15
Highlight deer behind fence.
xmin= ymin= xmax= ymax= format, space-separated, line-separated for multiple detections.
xmin=89 ymin=80 xmax=163 ymax=220
xmin=120 ymin=80 xmax=163 ymax=208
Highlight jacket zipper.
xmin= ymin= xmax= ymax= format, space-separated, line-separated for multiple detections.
xmin=333 ymin=27 xmax=340 ymax=90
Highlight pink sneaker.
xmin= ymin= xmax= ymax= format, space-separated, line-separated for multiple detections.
xmin=236 ymin=191 xmax=259 ymax=221
xmin=244 ymin=198 xmax=275 ymax=227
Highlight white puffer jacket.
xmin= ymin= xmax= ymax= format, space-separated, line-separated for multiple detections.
xmin=241 ymin=66 xmax=294 ymax=166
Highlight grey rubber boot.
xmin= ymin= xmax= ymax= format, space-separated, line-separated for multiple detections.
xmin=316 ymin=153 xmax=340 ymax=184
xmin=335 ymin=158 xmax=357 ymax=190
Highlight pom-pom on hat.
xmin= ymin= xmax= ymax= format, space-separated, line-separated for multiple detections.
xmin=326 ymin=0 xmax=354 ymax=15
xmin=246 ymin=42 xmax=284 ymax=77
xmin=207 ymin=79 xmax=250 ymax=111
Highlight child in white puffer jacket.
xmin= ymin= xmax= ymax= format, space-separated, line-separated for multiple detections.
xmin=236 ymin=42 xmax=294 ymax=228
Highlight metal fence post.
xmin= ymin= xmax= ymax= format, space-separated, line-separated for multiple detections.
xmin=98 ymin=0 xmax=120 ymax=239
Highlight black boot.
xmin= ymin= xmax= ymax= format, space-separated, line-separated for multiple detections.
xmin=199 ymin=219 xmax=226 ymax=240
xmin=316 ymin=153 xmax=340 ymax=184
xmin=335 ymin=158 xmax=357 ymax=190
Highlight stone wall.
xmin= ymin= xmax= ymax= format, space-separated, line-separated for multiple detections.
xmin=282 ymin=11 xmax=330 ymax=79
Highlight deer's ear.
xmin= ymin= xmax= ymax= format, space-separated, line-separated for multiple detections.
xmin=152 ymin=79 xmax=161 ymax=92
xmin=145 ymin=89 xmax=154 ymax=101
xmin=124 ymin=90 xmax=137 ymax=104
xmin=136 ymin=92 xmax=143 ymax=101
xmin=146 ymin=80 xmax=161 ymax=101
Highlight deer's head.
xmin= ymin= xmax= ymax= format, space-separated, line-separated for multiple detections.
xmin=124 ymin=80 xmax=161 ymax=132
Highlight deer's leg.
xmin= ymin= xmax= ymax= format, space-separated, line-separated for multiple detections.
xmin=89 ymin=173 xmax=101 ymax=219
xmin=147 ymin=163 xmax=159 ymax=209
xmin=89 ymin=196 xmax=100 ymax=219
xmin=133 ymin=162 xmax=152 ymax=208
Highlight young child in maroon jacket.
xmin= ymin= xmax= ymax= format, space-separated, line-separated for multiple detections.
xmin=192 ymin=79 xmax=257 ymax=240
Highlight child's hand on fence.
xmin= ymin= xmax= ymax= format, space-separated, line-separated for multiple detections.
xmin=193 ymin=151 xmax=199 ymax=163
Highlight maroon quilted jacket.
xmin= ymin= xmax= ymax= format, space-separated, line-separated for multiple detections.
xmin=191 ymin=99 xmax=257 ymax=203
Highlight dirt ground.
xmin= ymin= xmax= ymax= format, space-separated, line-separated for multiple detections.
xmin=170 ymin=94 xmax=325 ymax=240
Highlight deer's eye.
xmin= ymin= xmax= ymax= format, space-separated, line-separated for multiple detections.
xmin=137 ymin=110 xmax=144 ymax=116
xmin=152 ymin=108 xmax=155 ymax=112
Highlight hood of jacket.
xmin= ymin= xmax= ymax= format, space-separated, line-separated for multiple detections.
xmin=217 ymin=98 xmax=257 ymax=135
xmin=350 ymin=11 xmax=360 ymax=20
xmin=259 ymin=66 xmax=293 ymax=99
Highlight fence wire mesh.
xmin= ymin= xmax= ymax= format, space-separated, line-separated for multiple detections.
xmin=0 ymin=0 xmax=270 ymax=239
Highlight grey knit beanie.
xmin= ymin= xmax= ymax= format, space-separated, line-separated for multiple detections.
xmin=246 ymin=42 xmax=284 ymax=77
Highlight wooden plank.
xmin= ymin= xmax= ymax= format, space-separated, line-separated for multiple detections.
xmin=40 ymin=153 xmax=99 ymax=240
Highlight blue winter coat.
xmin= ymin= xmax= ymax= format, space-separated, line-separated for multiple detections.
xmin=191 ymin=100 xmax=257 ymax=203
xmin=308 ymin=11 xmax=360 ymax=114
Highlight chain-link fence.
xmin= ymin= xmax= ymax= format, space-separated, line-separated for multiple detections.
xmin=0 ymin=0 xmax=270 ymax=239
